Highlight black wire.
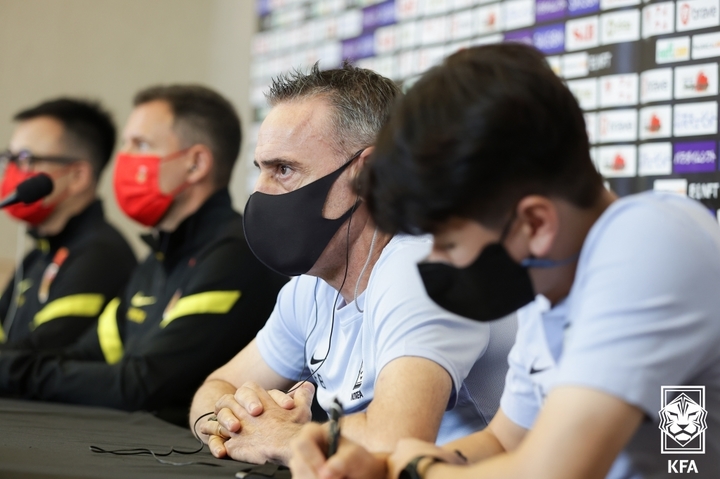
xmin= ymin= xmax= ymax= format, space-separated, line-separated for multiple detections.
xmin=88 ymin=411 xmax=219 ymax=467
xmin=295 ymin=277 xmax=322 ymax=388
xmin=91 ymin=193 xmax=361 ymax=463
xmin=285 ymin=195 xmax=359 ymax=396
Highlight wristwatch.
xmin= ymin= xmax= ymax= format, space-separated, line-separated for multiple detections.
xmin=399 ymin=455 xmax=442 ymax=479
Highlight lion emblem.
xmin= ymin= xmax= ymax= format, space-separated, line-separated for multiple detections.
xmin=658 ymin=393 xmax=708 ymax=446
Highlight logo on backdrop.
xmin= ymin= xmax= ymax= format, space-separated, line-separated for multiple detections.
xmin=536 ymin=0 xmax=567 ymax=23
xmin=673 ymin=141 xmax=718 ymax=173
xmin=659 ymin=385 xmax=707 ymax=454
xmin=569 ymin=0 xmax=599 ymax=16
xmin=534 ymin=23 xmax=566 ymax=54
xmin=565 ymin=16 xmax=599 ymax=51
xmin=639 ymin=142 xmax=672 ymax=176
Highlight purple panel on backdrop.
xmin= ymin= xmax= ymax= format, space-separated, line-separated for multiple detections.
xmin=673 ymin=141 xmax=718 ymax=173
xmin=342 ymin=34 xmax=375 ymax=61
xmin=256 ymin=0 xmax=271 ymax=16
xmin=568 ymin=0 xmax=599 ymax=16
xmin=504 ymin=29 xmax=534 ymax=45
xmin=363 ymin=0 xmax=396 ymax=31
xmin=533 ymin=23 xmax=565 ymax=54
xmin=536 ymin=0 xmax=567 ymax=23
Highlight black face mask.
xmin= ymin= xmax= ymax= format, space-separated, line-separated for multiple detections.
xmin=418 ymin=218 xmax=577 ymax=322
xmin=243 ymin=151 xmax=362 ymax=277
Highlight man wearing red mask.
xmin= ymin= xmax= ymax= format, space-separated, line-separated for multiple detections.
xmin=0 ymin=85 xmax=287 ymax=425
xmin=0 ymin=99 xmax=136 ymax=351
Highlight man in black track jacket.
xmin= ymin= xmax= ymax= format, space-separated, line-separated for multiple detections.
xmin=0 ymin=85 xmax=287 ymax=425
xmin=0 ymin=99 xmax=136 ymax=351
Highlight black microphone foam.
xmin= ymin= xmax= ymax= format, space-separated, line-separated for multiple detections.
xmin=16 ymin=174 xmax=54 ymax=204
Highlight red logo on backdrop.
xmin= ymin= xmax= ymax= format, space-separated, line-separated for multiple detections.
xmin=486 ymin=13 xmax=496 ymax=27
xmin=681 ymin=3 xmax=691 ymax=24
xmin=612 ymin=154 xmax=626 ymax=170
xmin=647 ymin=114 xmax=662 ymax=132
xmin=574 ymin=25 xmax=594 ymax=40
xmin=696 ymin=71 xmax=709 ymax=91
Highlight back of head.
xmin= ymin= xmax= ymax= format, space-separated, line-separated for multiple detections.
xmin=14 ymin=98 xmax=116 ymax=181
xmin=133 ymin=85 xmax=241 ymax=187
xmin=363 ymin=43 xmax=604 ymax=234
xmin=265 ymin=61 xmax=402 ymax=155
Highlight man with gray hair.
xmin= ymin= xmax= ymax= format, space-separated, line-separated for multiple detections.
xmin=189 ymin=63 xmax=516 ymax=465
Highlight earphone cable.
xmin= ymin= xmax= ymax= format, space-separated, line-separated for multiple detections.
xmin=285 ymin=194 xmax=359 ymax=395
xmin=88 ymin=411 xmax=219 ymax=466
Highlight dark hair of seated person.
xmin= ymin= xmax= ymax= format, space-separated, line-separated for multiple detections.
xmin=361 ymin=43 xmax=605 ymax=234
xmin=15 ymin=98 xmax=116 ymax=180
xmin=133 ymin=84 xmax=241 ymax=188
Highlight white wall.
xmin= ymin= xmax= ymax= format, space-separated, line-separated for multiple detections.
xmin=0 ymin=0 xmax=256 ymax=286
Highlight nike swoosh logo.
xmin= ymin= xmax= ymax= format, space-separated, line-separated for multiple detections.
xmin=309 ymin=355 xmax=324 ymax=366
xmin=529 ymin=361 xmax=552 ymax=375
xmin=130 ymin=292 xmax=156 ymax=307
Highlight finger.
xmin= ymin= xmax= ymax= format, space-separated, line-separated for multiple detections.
xmin=233 ymin=383 xmax=267 ymax=416
xmin=217 ymin=420 xmax=237 ymax=439
xmin=199 ymin=417 xmax=229 ymax=438
xmin=216 ymin=407 xmax=242 ymax=433
xmin=207 ymin=435 xmax=228 ymax=458
xmin=268 ymin=388 xmax=296 ymax=410
xmin=292 ymin=382 xmax=316 ymax=411
xmin=239 ymin=381 xmax=280 ymax=412
xmin=287 ymin=380 xmax=312 ymax=398
xmin=290 ymin=423 xmax=330 ymax=477
xmin=198 ymin=418 xmax=216 ymax=437
xmin=215 ymin=394 xmax=250 ymax=423
xmin=215 ymin=394 xmax=249 ymax=430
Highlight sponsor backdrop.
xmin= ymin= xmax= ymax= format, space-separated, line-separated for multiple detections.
xmin=250 ymin=0 xmax=720 ymax=215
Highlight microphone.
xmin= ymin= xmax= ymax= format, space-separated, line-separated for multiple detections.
xmin=0 ymin=174 xmax=54 ymax=208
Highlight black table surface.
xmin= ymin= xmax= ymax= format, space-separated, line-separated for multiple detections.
xmin=0 ymin=399 xmax=289 ymax=479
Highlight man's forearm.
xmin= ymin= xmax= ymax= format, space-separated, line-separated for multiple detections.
xmin=424 ymin=452 xmax=523 ymax=479
xmin=442 ymin=429 xmax=506 ymax=463
xmin=189 ymin=378 xmax=237 ymax=442
xmin=338 ymin=411 xmax=438 ymax=453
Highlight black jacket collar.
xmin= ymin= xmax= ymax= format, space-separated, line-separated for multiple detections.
xmin=141 ymin=188 xmax=237 ymax=270
xmin=30 ymin=200 xmax=105 ymax=254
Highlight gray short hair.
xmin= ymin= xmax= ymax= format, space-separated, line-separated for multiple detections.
xmin=265 ymin=62 xmax=402 ymax=157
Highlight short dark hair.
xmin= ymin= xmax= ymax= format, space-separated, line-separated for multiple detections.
xmin=14 ymin=98 xmax=116 ymax=180
xmin=265 ymin=62 xmax=402 ymax=156
xmin=133 ymin=85 xmax=241 ymax=187
xmin=363 ymin=43 xmax=604 ymax=234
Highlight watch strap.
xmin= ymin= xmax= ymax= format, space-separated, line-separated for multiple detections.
xmin=399 ymin=455 xmax=442 ymax=479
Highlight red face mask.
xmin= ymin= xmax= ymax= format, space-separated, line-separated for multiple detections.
xmin=1 ymin=162 xmax=57 ymax=225
xmin=113 ymin=151 xmax=188 ymax=227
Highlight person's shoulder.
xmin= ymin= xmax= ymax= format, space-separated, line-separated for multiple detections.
xmin=586 ymin=191 xmax=720 ymax=256
xmin=375 ymin=234 xmax=433 ymax=269
xmin=596 ymin=191 xmax=714 ymax=230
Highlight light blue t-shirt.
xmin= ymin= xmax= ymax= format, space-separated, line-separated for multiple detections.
xmin=501 ymin=192 xmax=720 ymax=478
xmin=256 ymin=235 xmax=516 ymax=445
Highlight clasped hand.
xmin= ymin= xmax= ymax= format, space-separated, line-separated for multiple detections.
xmin=199 ymin=381 xmax=315 ymax=464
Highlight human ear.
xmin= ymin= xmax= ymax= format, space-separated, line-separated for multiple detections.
xmin=351 ymin=146 xmax=374 ymax=193
xmin=515 ymin=196 xmax=558 ymax=259
xmin=186 ymin=144 xmax=214 ymax=184
xmin=66 ymin=160 xmax=94 ymax=194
